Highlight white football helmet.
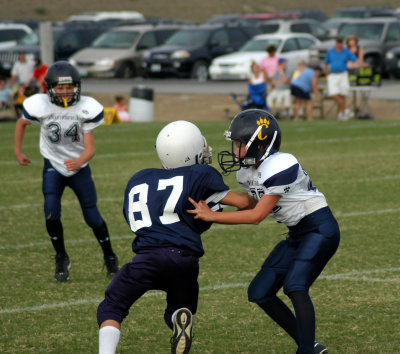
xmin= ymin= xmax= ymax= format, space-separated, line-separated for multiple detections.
xmin=156 ymin=120 xmax=212 ymax=169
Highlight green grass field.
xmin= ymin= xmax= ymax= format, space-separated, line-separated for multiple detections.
xmin=1 ymin=118 xmax=399 ymax=353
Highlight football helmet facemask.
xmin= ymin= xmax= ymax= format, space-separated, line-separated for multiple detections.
xmin=218 ymin=109 xmax=281 ymax=174
xmin=45 ymin=61 xmax=81 ymax=108
xmin=156 ymin=120 xmax=212 ymax=169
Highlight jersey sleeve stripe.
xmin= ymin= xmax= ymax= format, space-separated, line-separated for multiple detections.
xmin=263 ymin=163 xmax=299 ymax=188
xmin=83 ymin=110 xmax=104 ymax=124
xmin=22 ymin=106 xmax=39 ymax=122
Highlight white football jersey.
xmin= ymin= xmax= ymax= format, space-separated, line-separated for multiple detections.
xmin=22 ymin=93 xmax=104 ymax=177
xmin=236 ymin=152 xmax=326 ymax=226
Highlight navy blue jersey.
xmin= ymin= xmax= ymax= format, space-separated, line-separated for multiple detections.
xmin=123 ymin=164 xmax=229 ymax=256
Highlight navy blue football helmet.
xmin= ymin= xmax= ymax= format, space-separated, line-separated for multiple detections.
xmin=45 ymin=61 xmax=81 ymax=107
xmin=218 ymin=109 xmax=281 ymax=174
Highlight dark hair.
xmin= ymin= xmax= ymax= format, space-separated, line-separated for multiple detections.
xmin=266 ymin=45 xmax=276 ymax=54
xmin=336 ymin=35 xmax=344 ymax=43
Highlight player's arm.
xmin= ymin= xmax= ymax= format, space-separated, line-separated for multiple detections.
xmin=64 ymin=131 xmax=96 ymax=171
xmin=220 ymin=190 xmax=257 ymax=210
xmin=188 ymin=194 xmax=280 ymax=225
xmin=14 ymin=118 xmax=32 ymax=165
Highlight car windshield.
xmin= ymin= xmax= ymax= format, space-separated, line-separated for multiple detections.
xmin=18 ymin=31 xmax=39 ymax=45
xmin=338 ymin=23 xmax=384 ymax=40
xmin=91 ymin=30 xmax=139 ymax=48
xmin=17 ymin=29 xmax=70 ymax=46
xmin=239 ymin=38 xmax=282 ymax=51
xmin=165 ymin=29 xmax=210 ymax=46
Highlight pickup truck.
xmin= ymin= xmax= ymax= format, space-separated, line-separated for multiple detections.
xmin=308 ymin=17 xmax=400 ymax=76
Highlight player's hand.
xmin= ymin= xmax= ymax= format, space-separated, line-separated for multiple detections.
xmin=187 ymin=197 xmax=214 ymax=222
xmin=64 ymin=159 xmax=81 ymax=171
xmin=15 ymin=152 xmax=31 ymax=166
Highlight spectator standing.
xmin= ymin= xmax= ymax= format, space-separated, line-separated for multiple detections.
xmin=9 ymin=51 xmax=35 ymax=88
xmin=25 ymin=59 xmax=49 ymax=93
xmin=259 ymin=45 xmax=279 ymax=79
xmin=267 ymin=58 xmax=292 ymax=119
xmin=324 ymin=36 xmax=357 ymax=120
xmin=346 ymin=35 xmax=367 ymax=69
xmin=290 ymin=61 xmax=321 ymax=121
xmin=14 ymin=61 xmax=119 ymax=282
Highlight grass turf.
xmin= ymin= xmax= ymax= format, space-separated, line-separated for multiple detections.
xmin=0 ymin=119 xmax=399 ymax=353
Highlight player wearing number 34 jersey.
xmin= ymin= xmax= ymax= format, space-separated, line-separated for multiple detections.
xmin=14 ymin=61 xmax=119 ymax=282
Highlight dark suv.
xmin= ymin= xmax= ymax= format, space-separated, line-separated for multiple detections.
xmin=141 ymin=24 xmax=260 ymax=80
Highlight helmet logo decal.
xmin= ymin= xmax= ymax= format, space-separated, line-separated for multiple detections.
xmin=58 ymin=76 xmax=73 ymax=84
xmin=257 ymin=118 xmax=270 ymax=140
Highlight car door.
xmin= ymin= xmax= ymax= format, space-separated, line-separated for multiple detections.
xmin=208 ymin=29 xmax=232 ymax=59
xmin=383 ymin=22 xmax=400 ymax=54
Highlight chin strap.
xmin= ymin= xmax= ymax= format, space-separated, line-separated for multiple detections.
xmin=260 ymin=130 xmax=278 ymax=161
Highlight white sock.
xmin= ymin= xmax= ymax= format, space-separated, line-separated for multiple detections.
xmin=99 ymin=326 xmax=121 ymax=354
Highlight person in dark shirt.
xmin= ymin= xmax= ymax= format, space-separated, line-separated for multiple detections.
xmin=97 ymin=120 xmax=251 ymax=354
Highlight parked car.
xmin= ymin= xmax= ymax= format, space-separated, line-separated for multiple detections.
xmin=258 ymin=19 xmax=330 ymax=40
xmin=208 ymin=33 xmax=320 ymax=80
xmin=384 ymin=45 xmax=400 ymax=77
xmin=331 ymin=6 xmax=395 ymax=19
xmin=0 ymin=23 xmax=32 ymax=48
xmin=0 ymin=25 xmax=107 ymax=76
xmin=322 ymin=18 xmax=354 ymax=37
xmin=277 ymin=9 xmax=328 ymax=22
xmin=309 ymin=17 xmax=400 ymax=75
xmin=69 ymin=24 xmax=182 ymax=78
xmin=141 ymin=24 xmax=260 ymax=81
xmin=65 ymin=11 xmax=144 ymax=25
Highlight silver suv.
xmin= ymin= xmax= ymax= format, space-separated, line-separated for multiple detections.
xmin=69 ymin=24 xmax=182 ymax=78
xmin=258 ymin=19 xmax=331 ymax=41
xmin=309 ymin=17 xmax=400 ymax=75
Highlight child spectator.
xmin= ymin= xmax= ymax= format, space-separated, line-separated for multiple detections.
xmin=0 ymin=77 xmax=13 ymax=111
xmin=114 ymin=95 xmax=131 ymax=122
xmin=13 ymin=85 xmax=27 ymax=117
xmin=290 ymin=61 xmax=321 ymax=121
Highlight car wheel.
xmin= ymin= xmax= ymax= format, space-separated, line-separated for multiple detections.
xmin=116 ymin=62 xmax=136 ymax=78
xmin=191 ymin=61 xmax=208 ymax=81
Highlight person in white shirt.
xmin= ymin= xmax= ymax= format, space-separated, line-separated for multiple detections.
xmin=9 ymin=51 xmax=35 ymax=88
xmin=14 ymin=61 xmax=119 ymax=282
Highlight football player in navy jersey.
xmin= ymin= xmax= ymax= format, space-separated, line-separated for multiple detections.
xmin=14 ymin=61 xmax=119 ymax=281
xmin=188 ymin=109 xmax=340 ymax=354
xmin=97 ymin=120 xmax=251 ymax=354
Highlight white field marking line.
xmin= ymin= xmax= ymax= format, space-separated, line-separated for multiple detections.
xmin=1 ymin=133 xmax=400 ymax=164
xmin=3 ymin=174 xmax=400 ymax=211
xmin=1 ymin=268 xmax=399 ymax=315
xmin=3 ymin=171 xmax=400 ymax=188
xmin=1 ymin=207 xmax=400 ymax=250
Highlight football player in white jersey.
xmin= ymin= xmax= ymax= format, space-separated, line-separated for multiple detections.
xmin=14 ymin=61 xmax=119 ymax=282
xmin=188 ymin=109 xmax=340 ymax=354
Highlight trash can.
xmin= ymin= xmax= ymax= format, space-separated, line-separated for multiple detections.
xmin=129 ymin=86 xmax=154 ymax=122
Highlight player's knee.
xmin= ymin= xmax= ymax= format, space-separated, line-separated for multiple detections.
xmin=83 ymin=207 xmax=103 ymax=228
xmin=248 ymin=281 xmax=275 ymax=304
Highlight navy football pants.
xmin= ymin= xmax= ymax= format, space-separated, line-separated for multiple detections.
xmin=248 ymin=207 xmax=340 ymax=303
xmin=42 ymin=159 xmax=104 ymax=228
xmin=97 ymin=247 xmax=199 ymax=329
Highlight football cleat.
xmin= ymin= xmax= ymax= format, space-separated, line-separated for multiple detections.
xmin=54 ymin=253 xmax=71 ymax=282
xmin=314 ymin=341 xmax=328 ymax=354
xmin=171 ymin=308 xmax=193 ymax=354
xmin=104 ymin=254 xmax=119 ymax=278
